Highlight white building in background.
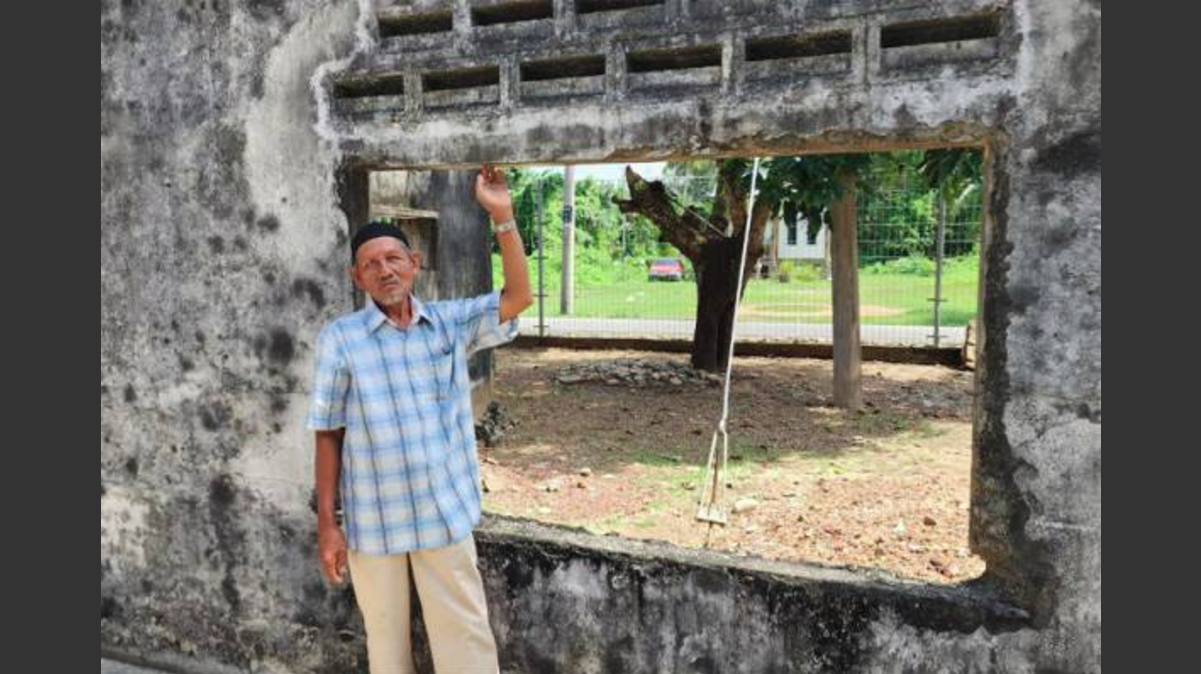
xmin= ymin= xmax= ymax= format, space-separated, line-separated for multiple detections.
xmin=761 ymin=215 xmax=829 ymax=276
xmin=775 ymin=217 xmax=828 ymax=262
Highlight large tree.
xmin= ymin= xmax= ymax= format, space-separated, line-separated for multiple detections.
xmin=616 ymin=161 xmax=768 ymax=371
xmin=617 ymin=156 xmax=869 ymax=372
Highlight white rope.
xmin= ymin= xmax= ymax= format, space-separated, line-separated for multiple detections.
xmin=721 ymin=158 xmax=761 ymax=425
xmin=697 ymin=157 xmax=762 ymax=539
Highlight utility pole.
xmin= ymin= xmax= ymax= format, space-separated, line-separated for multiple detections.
xmin=536 ymin=179 xmax=546 ymax=338
xmin=931 ymin=191 xmax=947 ymax=348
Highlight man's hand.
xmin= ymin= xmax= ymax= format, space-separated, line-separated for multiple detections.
xmin=475 ymin=164 xmax=514 ymax=222
xmin=318 ymin=524 xmax=348 ymax=585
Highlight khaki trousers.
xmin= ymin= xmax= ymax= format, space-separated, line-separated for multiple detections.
xmin=347 ymin=535 xmax=499 ymax=674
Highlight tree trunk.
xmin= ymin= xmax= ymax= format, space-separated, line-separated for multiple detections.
xmin=691 ymin=237 xmax=747 ymax=371
xmin=769 ymin=217 xmax=780 ymax=276
xmin=830 ymin=171 xmax=862 ymax=410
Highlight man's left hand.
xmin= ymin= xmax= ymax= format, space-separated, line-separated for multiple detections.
xmin=475 ymin=164 xmax=514 ymax=222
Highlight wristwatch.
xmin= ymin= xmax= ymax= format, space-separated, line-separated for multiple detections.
xmin=491 ymin=216 xmax=517 ymax=234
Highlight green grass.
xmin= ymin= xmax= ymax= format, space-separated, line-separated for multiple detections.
xmin=499 ymin=255 xmax=978 ymax=326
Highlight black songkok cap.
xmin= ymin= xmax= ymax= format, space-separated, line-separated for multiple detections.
xmin=351 ymin=221 xmax=411 ymax=262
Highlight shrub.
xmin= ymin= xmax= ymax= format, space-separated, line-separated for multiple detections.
xmin=778 ymin=260 xmax=795 ymax=283
xmin=792 ymin=262 xmax=824 ymax=283
xmin=865 ymin=255 xmax=936 ymax=276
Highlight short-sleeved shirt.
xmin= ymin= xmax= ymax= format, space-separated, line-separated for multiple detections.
xmin=306 ymin=291 xmax=517 ymax=555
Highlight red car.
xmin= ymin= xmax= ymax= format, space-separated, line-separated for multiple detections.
xmin=648 ymin=257 xmax=686 ymax=282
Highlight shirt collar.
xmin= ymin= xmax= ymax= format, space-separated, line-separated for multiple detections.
xmin=363 ymin=294 xmax=430 ymax=333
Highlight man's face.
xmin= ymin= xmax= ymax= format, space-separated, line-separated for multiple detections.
xmin=350 ymin=237 xmax=423 ymax=307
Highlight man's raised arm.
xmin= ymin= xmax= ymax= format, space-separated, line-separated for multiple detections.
xmin=475 ymin=165 xmax=533 ymax=322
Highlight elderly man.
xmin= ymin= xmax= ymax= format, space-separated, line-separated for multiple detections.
xmin=307 ymin=166 xmax=533 ymax=674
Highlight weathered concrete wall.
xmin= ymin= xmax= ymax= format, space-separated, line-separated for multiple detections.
xmin=334 ymin=0 xmax=1019 ymax=167
xmin=102 ymin=1 xmax=374 ymax=671
xmin=969 ymin=3 xmax=1102 ymax=667
xmin=102 ymin=0 xmax=1100 ymax=672
xmin=476 ymin=517 xmax=1034 ymax=674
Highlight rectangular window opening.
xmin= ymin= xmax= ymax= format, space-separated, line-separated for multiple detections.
xmin=577 ymin=0 xmax=664 ymax=14
xmin=521 ymin=54 xmax=607 ymax=82
xmin=471 ymin=0 xmax=555 ymax=27
xmin=746 ymin=30 xmax=853 ymax=62
xmin=881 ymin=13 xmax=1000 ymax=49
xmin=348 ymin=152 xmax=993 ymax=589
xmin=378 ymin=10 xmax=455 ymax=39
xmin=627 ymin=45 xmax=722 ymax=74
xmin=423 ymin=65 xmax=502 ymax=92
xmin=333 ymin=73 xmax=405 ymax=99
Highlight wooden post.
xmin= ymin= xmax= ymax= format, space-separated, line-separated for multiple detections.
xmin=337 ymin=162 xmax=371 ymax=309
xmin=830 ymin=170 xmax=862 ymax=410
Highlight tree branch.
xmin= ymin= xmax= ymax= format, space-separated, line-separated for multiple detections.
xmin=717 ymin=161 xmax=773 ymax=263
xmin=615 ymin=166 xmax=718 ymax=263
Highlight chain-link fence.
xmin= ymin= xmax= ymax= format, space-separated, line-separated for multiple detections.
xmin=499 ymin=162 xmax=981 ymax=348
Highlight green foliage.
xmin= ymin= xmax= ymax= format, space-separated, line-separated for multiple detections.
xmin=791 ymin=262 xmax=824 ymax=283
xmin=864 ymin=255 xmax=937 ymax=276
xmin=741 ymin=154 xmax=874 ymax=241
xmin=777 ymin=260 xmax=794 ymax=283
xmin=501 ymin=167 xmax=687 ymax=284
xmin=496 ymin=154 xmax=982 ymax=310
xmin=858 ymin=151 xmax=984 ymax=260
xmin=863 ymin=252 xmax=979 ymax=278
xmin=918 ymin=149 xmax=983 ymax=205
xmin=777 ymin=260 xmax=824 ymax=283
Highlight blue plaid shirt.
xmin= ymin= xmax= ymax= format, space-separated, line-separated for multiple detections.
xmin=306 ymin=291 xmax=517 ymax=555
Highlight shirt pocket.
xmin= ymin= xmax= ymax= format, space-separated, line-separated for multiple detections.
xmin=431 ymin=330 xmax=457 ymax=401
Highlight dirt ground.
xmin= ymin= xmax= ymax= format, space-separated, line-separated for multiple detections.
xmin=480 ymin=347 xmax=986 ymax=585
